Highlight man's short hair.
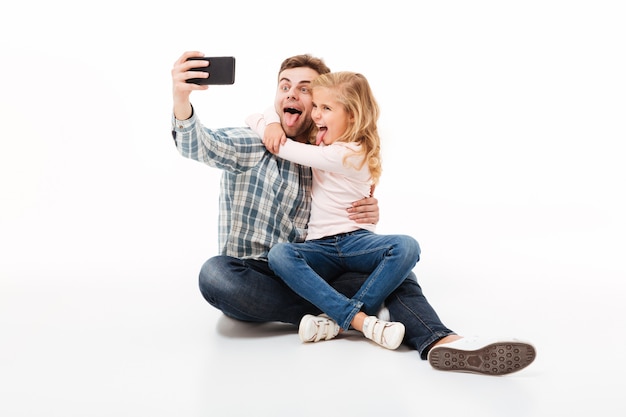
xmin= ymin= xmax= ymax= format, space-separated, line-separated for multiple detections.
xmin=278 ymin=54 xmax=331 ymax=78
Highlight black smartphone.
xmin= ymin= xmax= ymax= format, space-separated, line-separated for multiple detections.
xmin=186 ymin=56 xmax=236 ymax=85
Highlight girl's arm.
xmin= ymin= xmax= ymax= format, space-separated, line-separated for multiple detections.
xmin=245 ymin=107 xmax=285 ymax=154
xmin=246 ymin=109 xmax=366 ymax=178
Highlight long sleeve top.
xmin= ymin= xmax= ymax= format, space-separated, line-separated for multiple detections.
xmin=246 ymin=113 xmax=375 ymax=241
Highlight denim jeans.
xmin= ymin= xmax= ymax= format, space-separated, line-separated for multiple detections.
xmin=267 ymin=230 xmax=420 ymax=330
xmin=199 ymin=252 xmax=455 ymax=359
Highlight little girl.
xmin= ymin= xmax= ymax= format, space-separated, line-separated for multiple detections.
xmin=246 ymin=71 xmax=420 ymax=350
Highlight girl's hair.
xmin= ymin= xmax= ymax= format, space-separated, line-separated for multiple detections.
xmin=311 ymin=71 xmax=382 ymax=184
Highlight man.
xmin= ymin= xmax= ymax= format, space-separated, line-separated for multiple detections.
xmin=170 ymin=51 xmax=536 ymax=375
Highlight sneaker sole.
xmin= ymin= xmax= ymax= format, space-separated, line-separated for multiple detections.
xmin=428 ymin=342 xmax=536 ymax=375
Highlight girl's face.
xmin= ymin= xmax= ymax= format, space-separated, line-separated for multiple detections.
xmin=310 ymin=87 xmax=352 ymax=145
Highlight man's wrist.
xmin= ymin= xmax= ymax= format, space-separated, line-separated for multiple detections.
xmin=174 ymin=103 xmax=194 ymax=122
xmin=174 ymin=105 xmax=195 ymax=125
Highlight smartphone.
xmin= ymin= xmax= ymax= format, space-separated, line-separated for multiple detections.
xmin=186 ymin=56 xmax=236 ymax=85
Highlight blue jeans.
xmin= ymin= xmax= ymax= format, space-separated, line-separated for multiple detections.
xmin=199 ymin=248 xmax=455 ymax=359
xmin=267 ymin=230 xmax=420 ymax=330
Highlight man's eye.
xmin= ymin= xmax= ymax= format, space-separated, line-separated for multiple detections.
xmin=300 ymin=87 xmax=310 ymax=94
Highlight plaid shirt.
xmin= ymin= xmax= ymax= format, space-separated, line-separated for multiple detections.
xmin=171 ymin=112 xmax=312 ymax=260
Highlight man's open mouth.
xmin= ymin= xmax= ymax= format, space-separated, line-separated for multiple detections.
xmin=283 ymin=107 xmax=302 ymax=127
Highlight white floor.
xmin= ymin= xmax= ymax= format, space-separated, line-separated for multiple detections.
xmin=1 ymin=216 xmax=624 ymax=416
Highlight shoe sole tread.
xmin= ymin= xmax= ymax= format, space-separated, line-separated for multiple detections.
xmin=429 ymin=342 xmax=536 ymax=375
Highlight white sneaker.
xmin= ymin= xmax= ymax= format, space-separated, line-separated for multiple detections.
xmin=362 ymin=316 xmax=405 ymax=350
xmin=298 ymin=314 xmax=340 ymax=343
xmin=428 ymin=336 xmax=536 ymax=375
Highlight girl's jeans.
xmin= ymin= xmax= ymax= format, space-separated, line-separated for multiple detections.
xmin=199 ymin=242 xmax=455 ymax=359
xmin=268 ymin=229 xmax=421 ymax=330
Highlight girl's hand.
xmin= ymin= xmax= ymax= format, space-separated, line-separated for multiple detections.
xmin=262 ymin=123 xmax=286 ymax=154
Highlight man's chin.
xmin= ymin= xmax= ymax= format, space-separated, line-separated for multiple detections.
xmin=282 ymin=121 xmax=314 ymax=142
xmin=282 ymin=126 xmax=301 ymax=138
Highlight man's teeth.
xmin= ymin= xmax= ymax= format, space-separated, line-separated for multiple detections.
xmin=285 ymin=108 xmax=302 ymax=115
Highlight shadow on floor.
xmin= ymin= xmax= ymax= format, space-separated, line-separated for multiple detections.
xmin=215 ymin=314 xmax=297 ymax=338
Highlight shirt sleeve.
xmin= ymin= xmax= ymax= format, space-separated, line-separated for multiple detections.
xmin=171 ymin=111 xmax=267 ymax=174
xmin=245 ymin=106 xmax=280 ymax=138
xmin=245 ymin=113 xmax=266 ymax=137
xmin=277 ymin=139 xmax=367 ymax=178
xmin=263 ymin=106 xmax=281 ymax=124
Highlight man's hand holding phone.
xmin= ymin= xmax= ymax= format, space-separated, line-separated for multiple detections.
xmin=185 ymin=56 xmax=236 ymax=85
xmin=171 ymin=52 xmax=236 ymax=120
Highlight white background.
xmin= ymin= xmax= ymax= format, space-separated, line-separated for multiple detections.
xmin=1 ymin=1 xmax=625 ymax=416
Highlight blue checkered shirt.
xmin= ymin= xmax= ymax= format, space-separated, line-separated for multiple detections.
xmin=171 ymin=112 xmax=312 ymax=260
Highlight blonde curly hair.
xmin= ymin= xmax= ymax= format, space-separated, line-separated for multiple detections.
xmin=310 ymin=71 xmax=382 ymax=185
